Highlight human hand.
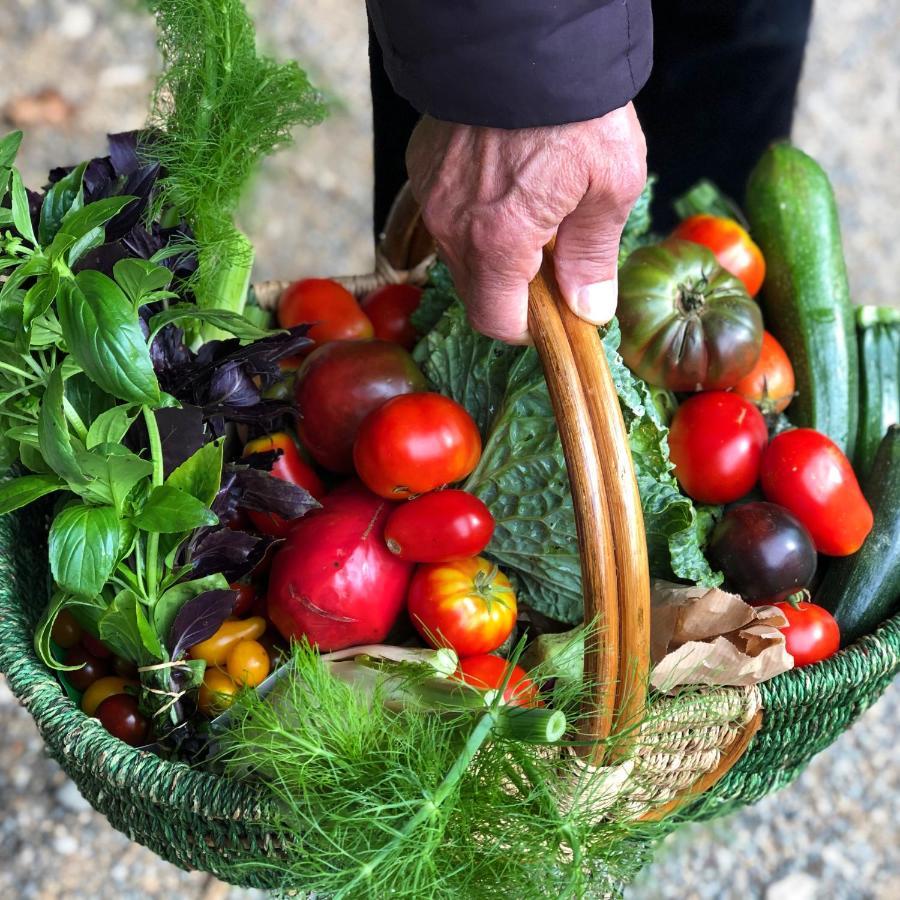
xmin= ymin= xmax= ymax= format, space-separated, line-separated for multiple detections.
xmin=405 ymin=103 xmax=647 ymax=343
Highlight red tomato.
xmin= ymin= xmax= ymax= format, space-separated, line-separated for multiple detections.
xmin=732 ymin=331 xmax=796 ymax=414
xmin=407 ymin=557 xmax=516 ymax=657
xmin=771 ymin=599 xmax=840 ymax=667
xmin=668 ymin=392 xmax=768 ymax=504
xmin=63 ymin=646 xmax=109 ymax=692
xmin=360 ymin=284 xmax=423 ymax=350
xmin=455 ymin=655 xmax=540 ymax=707
xmin=97 ymin=694 xmax=149 ymax=746
xmin=295 ymin=340 xmax=427 ymax=472
xmin=81 ymin=633 xmax=112 ymax=659
xmin=229 ymin=582 xmax=257 ymax=617
xmin=277 ymin=278 xmax=373 ymax=360
xmin=50 ymin=609 xmax=82 ymax=649
xmin=670 ymin=214 xmax=766 ymax=296
xmin=242 ymin=432 xmax=326 ymax=536
xmin=354 ymin=393 xmax=482 ymax=499
xmin=760 ymin=429 xmax=873 ymax=556
xmin=384 ymin=490 xmax=495 ymax=562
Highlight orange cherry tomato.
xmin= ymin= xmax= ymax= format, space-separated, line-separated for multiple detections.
xmin=51 ymin=609 xmax=82 ymax=649
xmin=455 ymin=655 xmax=540 ymax=707
xmin=198 ymin=668 xmax=237 ymax=716
xmin=226 ymin=639 xmax=271 ymax=687
xmin=188 ymin=617 xmax=267 ymax=666
xmin=81 ymin=676 xmax=138 ymax=717
xmin=360 ymin=284 xmax=423 ymax=350
xmin=407 ymin=556 xmax=516 ymax=657
xmin=353 ymin=393 xmax=482 ymax=499
xmin=732 ymin=331 xmax=796 ymax=414
xmin=670 ymin=214 xmax=766 ymax=296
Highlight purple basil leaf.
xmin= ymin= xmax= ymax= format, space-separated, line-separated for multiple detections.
xmin=82 ymin=157 xmax=117 ymax=202
xmin=185 ymin=528 xmax=276 ymax=581
xmin=107 ymin=131 xmax=141 ymax=176
xmin=221 ymin=464 xmax=320 ymax=519
xmin=75 ymin=241 xmax=129 ymax=276
xmin=151 ymin=325 xmax=193 ymax=388
xmin=207 ymin=361 xmax=260 ymax=407
xmin=202 ymin=398 xmax=295 ymax=431
xmin=105 ymin=163 xmax=160 ymax=240
xmin=157 ymin=405 xmax=208 ymax=476
xmin=168 ymin=589 xmax=238 ymax=659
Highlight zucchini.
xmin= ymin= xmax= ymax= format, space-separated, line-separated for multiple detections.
xmin=816 ymin=426 xmax=900 ymax=645
xmin=745 ymin=144 xmax=858 ymax=457
xmin=855 ymin=305 xmax=900 ymax=480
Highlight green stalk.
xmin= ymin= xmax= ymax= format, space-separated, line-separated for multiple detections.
xmin=495 ymin=706 xmax=567 ymax=744
xmin=195 ymin=226 xmax=254 ymax=341
xmin=142 ymin=405 xmax=165 ymax=601
xmin=62 ymin=398 xmax=88 ymax=443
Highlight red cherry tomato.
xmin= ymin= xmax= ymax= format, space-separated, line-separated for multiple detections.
xmin=732 ymin=331 xmax=796 ymax=414
xmin=277 ymin=278 xmax=373 ymax=361
xmin=670 ymin=214 xmax=766 ymax=296
xmin=771 ymin=599 xmax=840 ymax=668
xmin=360 ymin=284 xmax=423 ymax=350
xmin=81 ymin=632 xmax=112 ymax=659
xmin=63 ymin=646 xmax=110 ymax=692
xmin=760 ymin=429 xmax=873 ymax=556
xmin=97 ymin=694 xmax=149 ymax=746
xmin=230 ymin=582 xmax=257 ymax=617
xmin=242 ymin=432 xmax=326 ymax=536
xmin=384 ymin=490 xmax=494 ymax=562
xmin=407 ymin=556 xmax=516 ymax=657
xmin=455 ymin=655 xmax=540 ymax=707
xmin=668 ymin=391 xmax=768 ymax=504
xmin=354 ymin=393 xmax=482 ymax=499
xmin=50 ymin=609 xmax=82 ymax=649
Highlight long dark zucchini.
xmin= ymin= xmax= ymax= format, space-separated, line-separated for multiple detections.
xmin=816 ymin=425 xmax=900 ymax=645
xmin=745 ymin=144 xmax=858 ymax=457
xmin=855 ymin=305 xmax=900 ymax=480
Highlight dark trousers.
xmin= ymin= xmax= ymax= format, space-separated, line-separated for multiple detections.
xmin=369 ymin=0 xmax=814 ymax=235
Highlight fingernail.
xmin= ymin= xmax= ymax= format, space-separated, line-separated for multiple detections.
xmin=575 ymin=279 xmax=618 ymax=325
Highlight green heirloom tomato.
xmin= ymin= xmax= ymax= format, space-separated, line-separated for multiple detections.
xmin=617 ymin=240 xmax=763 ymax=391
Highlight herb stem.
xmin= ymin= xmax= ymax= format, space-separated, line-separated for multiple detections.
xmin=62 ymin=398 xmax=89 ymax=442
xmin=0 ymin=359 xmax=34 ymax=380
xmin=142 ymin=405 xmax=165 ymax=601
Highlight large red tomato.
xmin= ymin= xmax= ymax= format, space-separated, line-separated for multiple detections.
xmin=353 ymin=393 xmax=482 ymax=499
xmin=407 ymin=556 xmax=516 ymax=657
xmin=295 ymin=340 xmax=426 ymax=472
xmin=771 ymin=599 xmax=840 ymax=667
xmin=360 ymin=284 xmax=422 ymax=350
xmin=267 ymin=485 xmax=413 ymax=651
xmin=670 ymin=214 xmax=766 ymax=296
xmin=668 ymin=391 xmax=768 ymax=504
xmin=732 ymin=331 xmax=796 ymax=414
xmin=760 ymin=429 xmax=873 ymax=556
xmin=454 ymin=654 xmax=540 ymax=707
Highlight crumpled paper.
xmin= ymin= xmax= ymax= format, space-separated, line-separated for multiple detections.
xmin=649 ymin=579 xmax=794 ymax=691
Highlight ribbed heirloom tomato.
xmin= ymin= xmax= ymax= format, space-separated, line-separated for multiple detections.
xmin=407 ymin=556 xmax=517 ymax=657
xmin=353 ymin=393 xmax=482 ymax=499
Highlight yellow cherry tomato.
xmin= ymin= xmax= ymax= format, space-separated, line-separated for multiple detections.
xmin=188 ymin=617 xmax=266 ymax=666
xmin=198 ymin=668 xmax=237 ymax=716
xmin=81 ymin=676 xmax=137 ymax=717
xmin=226 ymin=639 xmax=271 ymax=687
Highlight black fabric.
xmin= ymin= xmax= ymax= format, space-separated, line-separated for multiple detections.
xmin=366 ymin=0 xmax=653 ymax=130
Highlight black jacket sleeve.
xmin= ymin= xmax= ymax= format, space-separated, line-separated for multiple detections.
xmin=365 ymin=0 xmax=653 ymax=129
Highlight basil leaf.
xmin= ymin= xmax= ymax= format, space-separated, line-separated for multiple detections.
xmin=86 ymin=405 xmax=139 ymax=449
xmin=37 ymin=365 xmax=87 ymax=484
xmin=39 ymin=161 xmax=86 ymax=245
xmin=0 ymin=253 xmax=50 ymax=308
xmin=58 ymin=274 xmax=160 ymax=405
xmin=45 ymin=230 xmax=78 ymax=262
xmin=57 ymin=195 xmax=135 ymax=242
xmin=49 ymin=503 xmax=121 ymax=598
xmin=19 ymin=443 xmax=51 ymax=475
xmin=133 ymin=485 xmax=218 ymax=533
xmin=113 ymin=259 xmax=174 ymax=306
xmin=75 ymin=444 xmax=154 ymax=513
xmin=99 ymin=589 xmax=164 ymax=665
xmin=153 ymin=573 xmax=231 ymax=651
xmin=33 ymin=591 xmax=84 ymax=671
xmin=10 ymin=169 xmax=37 ymax=246
xmin=3 ymin=424 xmax=39 ymax=447
xmin=0 ymin=473 xmax=64 ymax=514
xmin=148 ymin=304 xmax=276 ymax=342
xmin=165 ymin=439 xmax=223 ymax=508
xmin=0 ymin=131 xmax=23 ymax=169
xmin=64 ymin=371 xmax=116 ymax=427
xmin=22 ymin=271 xmax=58 ymax=328
xmin=67 ymin=226 xmax=105 ymax=267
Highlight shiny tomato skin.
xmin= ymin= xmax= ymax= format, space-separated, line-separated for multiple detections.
xmin=63 ymin=646 xmax=110 ymax=692
xmin=407 ymin=556 xmax=516 ymax=657
xmin=671 ymin=214 xmax=766 ymax=296
xmin=226 ymin=639 xmax=271 ymax=687
xmin=354 ymin=393 xmax=482 ymax=499
xmin=81 ymin=633 xmax=112 ymax=659
xmin=384 ymin=490 xmax=495 ymax=562
xmin=97 ymin=694 xmax=149 ymax=746
xmin=668 ymin=392 xmax=768 ymax=504
xmin=360 ymin=284 xmax=423 ymax=350
xmin=277 ymin=278 xmax=374 ymax=352
xmin=771 ymin=600 xmax=840 ymax=667
xmin=455 ymin=655 xmax=540 ymax=707
xmin=51 ymin=609 xmax=82 ymax=649
xmin=229 ymin=582 xmax=257 ymax=617
xmin=242 ymin=432 xmax=326 ymax=536
xmin=81 ymin=676 xmax=137 ymax=717
xmin=295 ymin=340 xmax=427 ymax=472
xmin=732 ymin=331 xmax=796 ymax=414
xmin=760 ymin=429 xmax=873 ymax=556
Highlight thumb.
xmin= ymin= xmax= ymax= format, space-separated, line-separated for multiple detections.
xmin=553 ymin=198 xmax=628 ymax=326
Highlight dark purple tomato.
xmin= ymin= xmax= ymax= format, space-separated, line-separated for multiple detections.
xmin=63 ymin=646 xmax=110 ymax=692
xmin=707 ymin=501 xmax=817 ymax=602
xmin=97 ymin=694 xmax=149 ymax=747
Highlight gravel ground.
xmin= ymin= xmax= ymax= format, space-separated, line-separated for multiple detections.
xmin=1 ymin=2 xmax=898 ymax=899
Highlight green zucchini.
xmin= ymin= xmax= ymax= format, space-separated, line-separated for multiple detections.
xmin=816 ymin=425 xmax=900 ymax=645
xmin=855 ymin=305 xmax=900 ymax=480
xmin=745 ymin=144 xmax=858 ymax=457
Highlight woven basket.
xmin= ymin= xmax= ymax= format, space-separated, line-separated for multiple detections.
xmin=1 ymin=186 xmax=898 ymax=890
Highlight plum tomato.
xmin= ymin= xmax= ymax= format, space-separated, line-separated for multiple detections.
xmin=455 ymin=655 xmax=540 ymax=707
xmin=277 ymin=278 xmax=373 ymax=352
xmin=670 ymin=214 xmax=766 ymax=296
xmin=50 ymin=609 xmax=82 ymax=649
xmin=771 ymin=599 xmax=840 ymax=667
xmin=295 ymin=340 xmax=426 ymax=472
xmin=97 ymin=694 xmax=149 ymax=746
xmin=668 ymin=391 xmax=768 ymax=504
xmin=242 ymin=432 xmax=325 ymax=536
xmin=188 ymin=617 xmax=267 ymax=666
xmin=63 ymin=646 xmax=109 ymax=692
xmin=760 ymin=428 xmax=873 ymax=556
xmin=407 ymin=556 xmax=516 ymax=657
xmin=384 ymin=490 xmax=495 ymax=562
xmin=360 ymin=284 xmax=423 ymax=350
xmin=707 ymin=502 xmax=817 ymax=602
xmin=226 ymin=639 xmax=271 ymax=687
xmin=732 ymin=331 xmax=796 ymax=414
xmin=81 ymin=676 xmax=137 ymax=717
xmin=353 ymin=393 xmax=482 ymax=499
xmin=198 ymin=668 xmax=238 ymax=716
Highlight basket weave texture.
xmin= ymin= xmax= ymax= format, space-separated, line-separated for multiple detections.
xmin=1 ymin=501 xmax=898 ymax=887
